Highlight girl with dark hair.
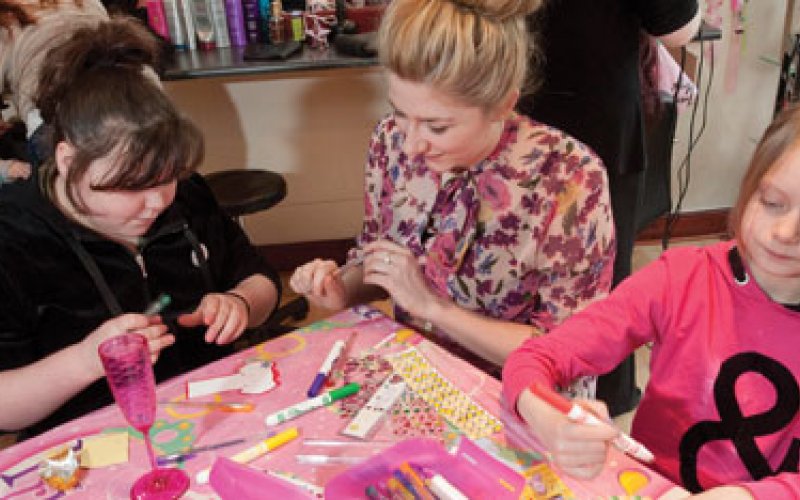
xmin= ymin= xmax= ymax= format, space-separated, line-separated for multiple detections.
xmin=0 ymin=18 xmax=280 ymax=438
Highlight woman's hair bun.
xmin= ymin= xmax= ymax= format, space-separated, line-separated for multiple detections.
xmin=450 ymin=0 xmax=542 ymax=21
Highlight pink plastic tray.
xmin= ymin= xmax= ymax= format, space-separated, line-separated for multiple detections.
xmin=325 ymin=437 xmax=524 ymax=499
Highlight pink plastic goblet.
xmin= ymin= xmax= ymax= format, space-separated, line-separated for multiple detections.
xmin=99 ymin=333 xmax=189 ymax=499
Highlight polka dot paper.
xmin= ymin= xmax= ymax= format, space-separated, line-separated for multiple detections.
xmin=384 ymin=347 xmax=503 ymax=440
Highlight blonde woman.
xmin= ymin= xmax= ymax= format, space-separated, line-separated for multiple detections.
xmin=292 ymin=0 xmax=615 ymax=391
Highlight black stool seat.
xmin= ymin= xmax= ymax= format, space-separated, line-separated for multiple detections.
xmin=203 ymin=168 xmax=309 ymax=344
xmin=204 ymin=170 xmax=287 ymax=218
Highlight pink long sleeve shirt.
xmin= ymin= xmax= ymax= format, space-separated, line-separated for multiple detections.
xmin=503 ymin=241 xmax=800 ymax=497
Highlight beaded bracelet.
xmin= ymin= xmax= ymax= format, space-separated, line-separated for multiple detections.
xmin=223 ymin=291 xmax=251 ymax=318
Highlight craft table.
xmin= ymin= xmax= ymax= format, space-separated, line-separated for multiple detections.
xmin=0 ymin=305 xmax=686 ymax=499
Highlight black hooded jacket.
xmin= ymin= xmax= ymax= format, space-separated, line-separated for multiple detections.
xmin=0 ymin=172 xmax=280 ymax=438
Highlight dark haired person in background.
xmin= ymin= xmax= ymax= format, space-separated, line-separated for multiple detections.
xmin=518 ymin=0 xmax=701 ymax=416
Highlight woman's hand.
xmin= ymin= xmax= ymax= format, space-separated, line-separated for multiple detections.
xmin=178 ymin=292 xmax=249 ymax=344
xmin=81 ymin=314 xmax=172 ymax=377
xmin=517 ymin=389 xmax=616 ymax=480
xmin=362 ymin=240 xmax=440 ymax=319
xmin=289 ymin=258 xmax=348 ymax=311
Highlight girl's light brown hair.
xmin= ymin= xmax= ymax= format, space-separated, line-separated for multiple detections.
xmin=729 ymin=105 xmax=800 ymax=238
xmin=378 ymin=0 xmax=542 ymax=111
xmin=35 ymin=16 xmax=203 ymax=213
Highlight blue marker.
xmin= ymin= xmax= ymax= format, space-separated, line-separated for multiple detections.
xmin=307 ymin=339 xmax=346 ymax=397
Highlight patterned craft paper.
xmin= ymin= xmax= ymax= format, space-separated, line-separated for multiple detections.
xmin=384 ymin=347 xmax=503 ymax=440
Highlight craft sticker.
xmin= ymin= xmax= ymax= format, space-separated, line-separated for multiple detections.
xmin=524 ymin=463 xmax=576 ymax=500
xmin=385 ymin=347 xmax=503 ymax=440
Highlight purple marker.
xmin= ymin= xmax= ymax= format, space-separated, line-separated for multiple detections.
xmin=307 ymin=339 xmax=346 ymax=397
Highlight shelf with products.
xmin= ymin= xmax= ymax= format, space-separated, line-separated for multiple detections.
xmin=160 ymin=4 xmax=383 ymax=80
xmin=162 ymin=43 xmax=377 ymax=80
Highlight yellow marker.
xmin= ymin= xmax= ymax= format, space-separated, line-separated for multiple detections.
xmin=196 ymin=427 xmax=299 ymax=484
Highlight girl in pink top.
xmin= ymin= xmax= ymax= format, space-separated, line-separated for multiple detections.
xmin=504 ymin=105 xmax=800 ymax=499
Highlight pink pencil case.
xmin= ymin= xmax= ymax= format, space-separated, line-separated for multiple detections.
xmin=209 ymin=457 xmax=310 ymax=499
xmin=325 ymin=437 xmax=525 ymax=499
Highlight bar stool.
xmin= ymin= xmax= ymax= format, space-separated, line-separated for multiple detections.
xmin=204 ymin=169 xmax=310 ymax=342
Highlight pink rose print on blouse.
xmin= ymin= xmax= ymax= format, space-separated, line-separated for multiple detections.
xmin=477 ymin=172 xmax=511 ymax=211
xmin=424 ymin=232 xmax=458 ymax=294
xmin=363 ymin=191 xmax=375 ymax=218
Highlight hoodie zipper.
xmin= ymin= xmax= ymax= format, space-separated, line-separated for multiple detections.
xmin=134 ymin=252 xmax=148 ymax=278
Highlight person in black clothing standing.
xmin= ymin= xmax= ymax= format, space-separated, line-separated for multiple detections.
xmin=518 ymin=0 xmax=700 ymax=416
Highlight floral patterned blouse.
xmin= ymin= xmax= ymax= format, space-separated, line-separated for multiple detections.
xmin=349 ymin=112 xmax=615 ymax=380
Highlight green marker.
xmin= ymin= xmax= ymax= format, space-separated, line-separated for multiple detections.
xmin=144 ymin=293 xmax=171 ymax=316
xmin=265 ymin=383 xmax=360 ymax=426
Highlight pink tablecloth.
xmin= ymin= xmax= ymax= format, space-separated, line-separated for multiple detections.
xmin=0 ymin=306 xmax=682 ymax=499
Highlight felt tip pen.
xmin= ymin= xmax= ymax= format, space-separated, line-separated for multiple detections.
xmin=266 ymin=383 xmax=360 ymax=426
xmin=143 ymin=293 xmax=171 ymax=316
xmin=328 ymin=332 xmax=356 ymax=384
xmin=428 ymin=474 xmax=468 ymax=500
xmin=156 ymin=437 xmax=247 ymax=466
xmin=386 ymin=476 xmax=415 ymax=499
xmin=399 ymin=462 xmax=435 ymax=500
xmin=392 ymin=469 xmax=427 ymax=500
xmin=334 ymin=255 xmax=365 ymax=276
xmin=195 ymin=427 xmax=299 ymax=484
xmin=529 ymin=382 xmax=655 ymax=463
xmin=307 ymin=339 xmax=347 ymax=397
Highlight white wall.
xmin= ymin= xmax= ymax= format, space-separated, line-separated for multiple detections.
xmin=165 ymin=1 xmax=792 ymax=246
xmin=670 ymin=1 xmax=789 ymax=211
xmin=164 ymin=67 xmax=389 ymax=246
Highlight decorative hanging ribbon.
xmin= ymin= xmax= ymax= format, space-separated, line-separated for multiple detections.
xmin=724 ymin=0 xmax=748 ymax=93
xmin=704 ymin=0 xmax=724 ymax=61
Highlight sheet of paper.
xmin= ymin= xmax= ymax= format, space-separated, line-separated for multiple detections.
xmin=79 ymin=432 xmax=129 ymax=468
xmin=188 ymin=374 xmax=243 ymax=398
